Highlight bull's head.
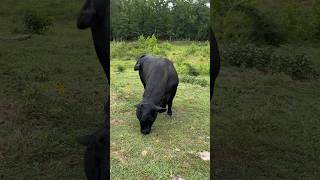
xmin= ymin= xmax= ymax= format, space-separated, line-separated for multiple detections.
xmin=135 ymin=102 xmax=166 ymax=134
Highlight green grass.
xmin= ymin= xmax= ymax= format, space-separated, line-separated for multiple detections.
xmin=110 ymin=42 xmax=210 ymax=179
xmin=213 ymin=44 xmax=320 ymax=179
xmin=0 ymin=14 xmax=107 ymax=180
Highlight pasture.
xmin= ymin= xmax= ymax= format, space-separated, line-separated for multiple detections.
xmin=213 ymin=44 xmax=320 ymax=179
xmin=0 ymin=10 xmax=107 ymax=180
xmin=110 ymin=41 xmax=210 ymax=179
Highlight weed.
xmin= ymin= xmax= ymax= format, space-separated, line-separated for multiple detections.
xmin=180 ymin=75 xmax=208 ymax=87
xmin=22 ymin=9 xmax=53 ymax=34
xmin=117 ymin=65 xmax=125 ymax=72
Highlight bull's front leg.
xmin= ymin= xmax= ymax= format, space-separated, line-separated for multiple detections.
xmin=167 ymin=101 xmax=172 ymax=116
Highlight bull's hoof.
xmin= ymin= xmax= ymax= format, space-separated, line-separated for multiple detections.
xmin=167 ymin=112 xmax=172 ymax=116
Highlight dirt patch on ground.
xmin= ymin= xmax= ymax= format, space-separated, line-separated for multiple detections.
xmin=111 ymin=119 xmax=125 ymax=126
xmin=111 ymin=150 xmax=128 ymax=164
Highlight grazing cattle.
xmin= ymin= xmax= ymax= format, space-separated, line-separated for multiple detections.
xmin=134 ymin=55 xmax=179 ymax=134
xmin=210 ymin=28 xmax=220 ymax=100
xmin=77 ymin=0 xmax=109 ymax=81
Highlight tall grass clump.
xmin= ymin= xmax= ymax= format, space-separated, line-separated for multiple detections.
xmin=222 ymin=43 xmax=319 ymax=80
xmin=180 ymin=75 xmax=208 ymax=87
xmin=22 ymin=9 xmax=53 ymax=34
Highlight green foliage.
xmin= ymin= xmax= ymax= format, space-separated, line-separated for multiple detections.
xmin=222 ymin=43 xmax=319 ymax=80
xmin=185 ymin=63 xmax=200 ymax=76
xmin=117 ymin=65 xmax=126 ymax=72
xmin=138 ymin=34 xmax=158 ymax=52
xmin=161 ymin=41 xmax=172 ymax=51
xmin=184 ymin=43 xmax=198 ymax=55
xmin=22 ymin=9 xmax=53 ymax=34
xmin=272 ymin=54 xmax=319 ymax=80
xmin=111 ymin=40 xmax=209 ymax=77
xmin=180 ymin=75 xmax=208 ymax=87
xmin=223 ymin=43 xmax=273 ymax=71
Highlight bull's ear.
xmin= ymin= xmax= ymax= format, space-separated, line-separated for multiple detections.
xmin=76 ymin=135 xmax=94 ymax=146
xmin=134 ymin=63 xmax=140 ymax=71
xmin=154 ymin=105 xmax=167 ymax=113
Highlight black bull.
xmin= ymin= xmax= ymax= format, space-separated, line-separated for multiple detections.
xmin=76 ymin=0 xmax=109 ymax=180
xmin=134 ymin=55 xmax=179 ymax=134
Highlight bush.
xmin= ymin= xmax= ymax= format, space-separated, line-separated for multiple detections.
xmin=185 ymin=63 xmax=199 ymax=76
xmin=136 ymin=34 xmax=167 ymax=56
xmin=180 ymin=75 xmax=208 ymax=87
xmin=272 ymin=55 xmax=319 ymax=80
xmin=223 ymin=43 xmax=273 ymax=71
xmin=161 ymin=41 xmax=172 ymax=51
xmin=117 ymin=65 xmax=125 ymax=72
xmin=23 ymin=9 xmax=53 ymax=34
xmin=184 ymin=43 xmax=198 ymax=55
xmin=222 ymin=43 xmax=319 ymax=80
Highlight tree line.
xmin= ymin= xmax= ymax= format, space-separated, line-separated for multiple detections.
xmin=111 ymin=0 xmax=210 ymax=41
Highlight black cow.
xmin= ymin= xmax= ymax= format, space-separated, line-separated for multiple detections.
xmin=77 ymin=0 xmax=109 ymax=81
xmin=134 ymin=55 xmax=179 ymax=134
xmin=210 ymin=28 xmax=220 ymax=100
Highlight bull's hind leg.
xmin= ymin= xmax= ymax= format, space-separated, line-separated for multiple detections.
xmin=167 ymin=87 xmax=177 ymax=116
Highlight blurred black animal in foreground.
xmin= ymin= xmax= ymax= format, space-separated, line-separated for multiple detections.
xmin=77 ymin=124 xmax=108 ymax=180
xmin=210 ymin=29 xmax=220 ymax=100
xmin=134 ymin=55 xmax=179 ymax=134
xmin=77 ymin=0 xmax=109 ymax=81
xmin=76 ymin=0 xmax=109 ymax=179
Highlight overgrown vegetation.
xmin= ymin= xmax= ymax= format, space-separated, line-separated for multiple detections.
xmin=22 ymin=9 xmax=53 ymax=34
xmin=111 ymin=35 xmax=210 ymax=78
xmin=222 ymin=43 xmax=319 ymax=80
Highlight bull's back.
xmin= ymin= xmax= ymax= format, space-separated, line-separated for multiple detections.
xmin=141 ymin=57 xmax=178 ymax=98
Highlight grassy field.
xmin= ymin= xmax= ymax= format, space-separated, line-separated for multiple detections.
xmin=110 ymin=41 xmax=210 ymax=179
xmin=213 ymin=44 xmax=320 ymax=179
xmin=0 ymin=4 xmax=107 ymax=179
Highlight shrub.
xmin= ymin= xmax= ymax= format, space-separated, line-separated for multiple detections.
xmin=117 ymin=65 xmax=125 ymax=72
xmin=223 ymin=43 xmax=273 ymax=71
xmin=222 ymin=43 xmax=318 ymax=80
xmin=145 ymin=34 xmax=157 ymax=49
xmin=272 ymin=55 xmax=319 ymax=80
xmin=184 ymin=43 xmax=198 ymax=55
xmin=180 ymin=75 xmax=208 ymax=87
xmin=136 ymin=34 xmax=163 ymax=55
xmin=23 ymin=9 xmax=53 ymax=34
xmin=137 ymin=35 xmax=146 ymax=47
xmin=185 ymin=63 xmax=199 ymax=76
xmin=161 ymin=41 xmax=172 ymax=51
